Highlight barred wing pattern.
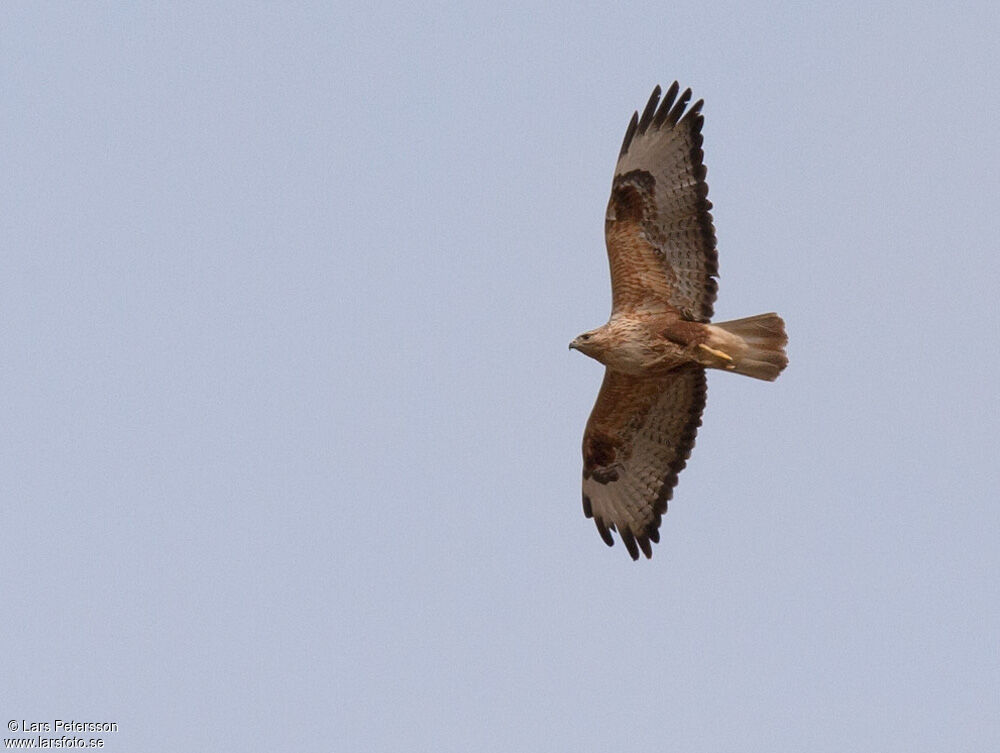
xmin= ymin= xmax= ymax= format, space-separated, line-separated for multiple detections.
xmin=582 ymin=365 xmax=706 ymax=560
xmin=605 ymin=83 xmax=718 ymax=321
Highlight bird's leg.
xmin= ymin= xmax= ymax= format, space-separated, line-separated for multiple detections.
xmin=698 ymin=343 xmax=736 ymax=369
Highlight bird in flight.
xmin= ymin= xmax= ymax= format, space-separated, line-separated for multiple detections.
xmin=570 ymin=83 xmax=788 ymax=560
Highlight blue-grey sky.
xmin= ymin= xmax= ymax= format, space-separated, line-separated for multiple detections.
xmin=3 ymin=2 xmax=999 ymax=751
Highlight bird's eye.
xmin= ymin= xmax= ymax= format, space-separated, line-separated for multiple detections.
xmin=581 ymin=333 xmax=591 ymax=340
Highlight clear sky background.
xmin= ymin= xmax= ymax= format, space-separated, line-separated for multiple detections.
xmin=3 ymin=2 xmax=998 ymax=751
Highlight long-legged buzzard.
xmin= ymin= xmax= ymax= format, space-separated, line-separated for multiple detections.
xmin=570 ymin=83 xmax=788 ymax=560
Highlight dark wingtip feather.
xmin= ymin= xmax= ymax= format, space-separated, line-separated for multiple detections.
xmin=666 ymin=87 xmax=693 ymax=126
xmin=619 ymin=84 xmax=700 ymax=158
xmin=582 ymin=493 xmax=593 ymax=518
xmin=678 ymin=98 xmax=704 ymax=128
xmin=637 ymin=535 xmax=653 ymax=559
xmin=620 ymin=529 xmax=640 ymax=560
xmin=594 ymin=517 xmax=615 ymax=547
xmin=652 ymin=81 xmax=680 ymax=127
xmin=636 ymin=85 xmax=661 ymax=135
xmin=618 ymin=111 xmax=639 ymax=158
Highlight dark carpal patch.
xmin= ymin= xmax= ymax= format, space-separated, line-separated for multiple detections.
xmin=609 ymin=169 xmax=657 ymax=224
xmin=582 ymin=432 xmax=620 ymax=483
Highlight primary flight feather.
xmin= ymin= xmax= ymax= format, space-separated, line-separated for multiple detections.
xmin=570 ymin=83 xmax=788 ymax=560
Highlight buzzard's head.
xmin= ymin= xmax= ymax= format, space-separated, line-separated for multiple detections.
xmin=569 ymin=327 xmax=609 ymax=360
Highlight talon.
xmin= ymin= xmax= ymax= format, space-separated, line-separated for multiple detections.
xmin=698 ymin=343 xmax=733 ymax=362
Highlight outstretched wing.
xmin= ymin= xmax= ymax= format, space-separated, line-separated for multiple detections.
xmin=581 ymin=365 xmax=707 ymax=559
xmin=605 ymin=83 xmax=718 ymax=321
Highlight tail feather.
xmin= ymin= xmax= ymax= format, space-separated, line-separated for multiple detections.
xmin=710 ymin=313 xmax=788 ymax=381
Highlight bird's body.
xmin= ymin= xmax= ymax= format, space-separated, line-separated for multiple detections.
xmin=572 ymin=311 xmax=786 ymax=379
xmin=570 ymin=83 xmax=788 ymax=560
xmin=572 ymin=312 xmax=695 ymax=377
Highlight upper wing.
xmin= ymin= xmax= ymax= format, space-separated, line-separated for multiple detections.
xmin=581 ymin=365 xmax=706 ymax=559
xmin=605 ymin=83 xmax=718 ymax=321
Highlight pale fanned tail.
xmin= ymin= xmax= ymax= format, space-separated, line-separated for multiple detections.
xmin=710 ymin=313 xmax=788 ymax=381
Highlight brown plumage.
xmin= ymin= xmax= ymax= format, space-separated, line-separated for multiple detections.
xmin=569 ymin=83 xmax=788 ymax=560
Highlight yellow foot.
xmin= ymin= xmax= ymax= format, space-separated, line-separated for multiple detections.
xmin=698 ymin=343 xmax=732 ymax=361
xmin=698 ymin=343 xmax=736 ymax=369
